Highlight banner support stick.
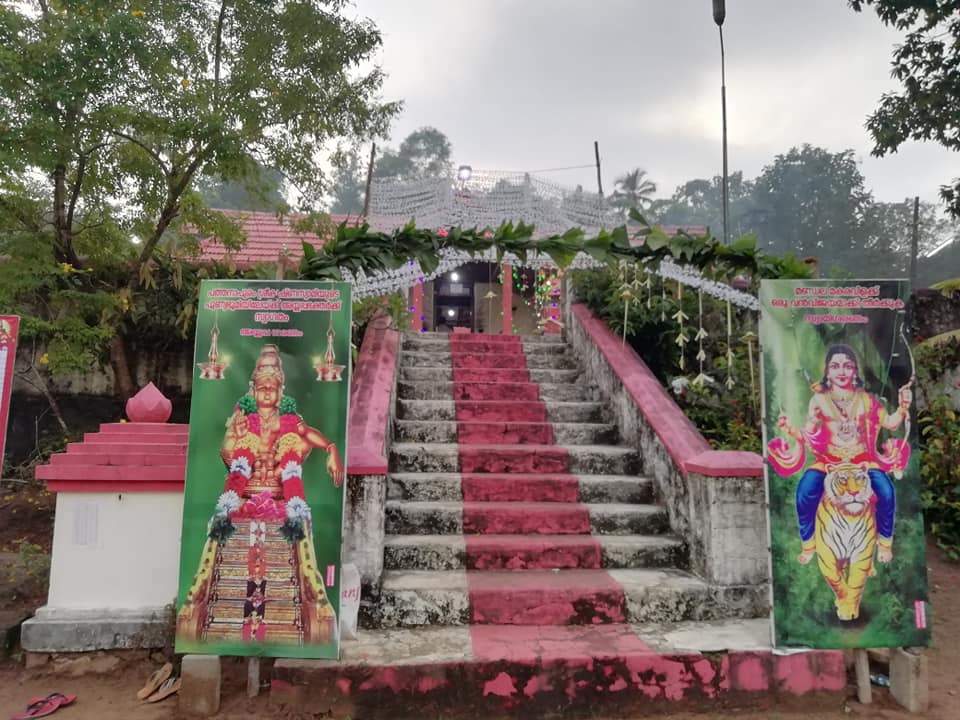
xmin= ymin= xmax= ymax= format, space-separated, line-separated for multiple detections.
xmin=854 ymin=648 xmax=872 ymax=704
xmin=247 ymin=657 xmax=260 ymax=698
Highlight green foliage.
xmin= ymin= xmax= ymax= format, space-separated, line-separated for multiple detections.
xmin=351 ymin=292 xmax=411 ymax=352
xmin=609 ymin=168 xmax=656 ymax=218
xmin=278 ymin=396 xmax=297 ymax=415
xmin=299 ymin=215 xmax=814 ymax=286
xmin=568 ymin=264 xmax=763 ymax=451
xmin=916 ymin=336 xmax=960 ymax=559
xmin=374 ymin=127 xmax=452 ymax=180
xmin=849 ymin=0 xmax=960 ymax=216
xmin=237 ymin=395 xmax=257 ymax=414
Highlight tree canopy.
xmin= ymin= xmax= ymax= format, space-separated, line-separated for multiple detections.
xmin=849 ymin=0 xmax=960 ymax=216
xmin=374 ymin=126 xmax=453 ymax=180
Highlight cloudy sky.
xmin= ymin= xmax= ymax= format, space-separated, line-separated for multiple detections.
xmin=347 ymin=0 xmax=956 ymax=205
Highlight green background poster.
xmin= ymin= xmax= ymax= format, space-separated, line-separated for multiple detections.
xmin=175 ymin=280 xmax=351 ymax=659
xmin=760 ymin=279 xmax=931 ymax=649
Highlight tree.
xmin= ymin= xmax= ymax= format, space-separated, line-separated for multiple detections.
xmin=0 ymin=1 xmax=398 ymax=398
xmin=750 ymin=145 xmax=874 ymax=272
xmin=374 ymin=127 xmax=452 ymax=180
xmin=609 ymin=169 xmax=656 ymax=217
xmin=197 ymin=164 xmax=288 ymax=212
xmin=649 ymin=172 xmax=757 ymax=238
xmin=849 ymin=1 xmax=960 ymax=216
xmin=328 ymin=145 xmax=367 ymax=215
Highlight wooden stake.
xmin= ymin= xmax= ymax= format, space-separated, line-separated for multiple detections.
xmin=362 ymin=141 xmax=377 ymax=218
xmin=593 ymin=141 xmax=603 ymax=197
xmin=247 ymin=656 xmax=260 ymax=698
xmin=854 ymin=648 xmax=872 ymax=705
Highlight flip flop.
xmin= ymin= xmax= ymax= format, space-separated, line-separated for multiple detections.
xmin=146 ymin=677 xmax=181 ymax=704
xmin=10 ymin=693 xmax=76 ymax=720
xmin=136 ymin=662 xmax=173 ymax=700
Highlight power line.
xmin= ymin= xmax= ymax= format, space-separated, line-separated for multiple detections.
xmin=522 ymin=164 xmax=596 ymax=174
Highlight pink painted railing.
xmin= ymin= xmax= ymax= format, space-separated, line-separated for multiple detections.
xmin=571 ymin=304 xmax=763 ymax=478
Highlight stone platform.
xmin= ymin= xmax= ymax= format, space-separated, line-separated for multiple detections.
xmin=271 ymin=619 xmax=846 ymax=718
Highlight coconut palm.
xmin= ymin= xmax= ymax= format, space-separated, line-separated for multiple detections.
xmin=610 ymin=168 xmax=657 ymax=218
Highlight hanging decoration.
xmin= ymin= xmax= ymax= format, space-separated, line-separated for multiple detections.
xmin=198 ymin=311 xmax=227 ymax=380
xmin=725 ymin=301 xmax=736 ymax=390
xmin=314 ymin=313 xmax=346 ymax=382
xmin=692 ymin=289 xmax=710 ymax=387
xmin=743 ymin=328 xmax=758 ymax=414
xmin=673 ymin=282 xmax=689 ymax=371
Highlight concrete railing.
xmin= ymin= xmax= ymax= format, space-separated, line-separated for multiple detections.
xmin=564 ymin=301 xmax=769 ymax=594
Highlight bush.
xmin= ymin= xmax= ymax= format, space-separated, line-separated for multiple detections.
xmin=917 ymin=336 xmax=960 ymax=559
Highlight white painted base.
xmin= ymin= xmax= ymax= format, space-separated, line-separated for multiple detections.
xmin=47 ymin=492 xmax=184 ymax=611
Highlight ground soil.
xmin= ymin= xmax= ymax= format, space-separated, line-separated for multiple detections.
xmin=0 ymin=479 xmax=957 ymax=719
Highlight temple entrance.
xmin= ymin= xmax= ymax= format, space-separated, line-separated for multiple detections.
xmin=420 ymin=263 xmax=561 ymax=335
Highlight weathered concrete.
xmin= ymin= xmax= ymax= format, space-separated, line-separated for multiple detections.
xmin=889 ymin=647 xmax=929 ymax=713
xmin=404 ymin=338 xmax=570 ymax=354
xmin=563 ymin=301 xmax=769 ymax=592
xmin=397 ymin=399 xmax=606 ymax=423
xmin=393 ymin=419 xmax=616 ymax=445
xmin=401 ymin=366 xmax=581 ymax=384
xmin=180 ymin=654 xmax=222 ymax=716
xmin=343 ymin=474 xmax=387 ymax=596
xmin=388 ymin=443 xmax=641 ymax=475
xmin=384 ymin=533 xmax=685 ymax=571
xmin=398 ymin=380 xmax=595 ymax=402
xmin=21 ymin=607 xmax=173 ymax=652
xmin=400 ymin=351 xmax=578 ymax=370
xmin=384 ymin=500 xmax=668 ymax=536
xmin=272 ymin=621 xmax=845 ymax=718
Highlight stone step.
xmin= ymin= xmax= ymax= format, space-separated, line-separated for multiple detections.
xmin=405 ymin=330 xmax=565 ymax=343
xmin=387 ymin=473 xmax=653 ymax=504
xmin=401 ymin=351 xmax=578 ymax=370
xmin=384 ymin=501 xmax=668 ymax=536
xmin=399 ymin=366 xmax=581 ymax=384
xmin=393 ymin=420 xmax=616 ymax=445
xmin=389 ymin=443 xmax=641 ymax=475
xmin=375 ymin=568 xmax=734 ymax=627
xmin=396 ymin=400 xmax=606 ymax=424
xmin=397 ymin=381 xmax=596 ymax=402
xmin=404 ymin=338 xmax=570 ymax=354
xmin=383 ymin=534 xmax=686 ymax=571
xmin=271 ymin=621 xmax=846 ymax=717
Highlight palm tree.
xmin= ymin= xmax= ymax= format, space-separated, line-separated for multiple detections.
xmin=610 ymin=168 xmax=657 ymax=218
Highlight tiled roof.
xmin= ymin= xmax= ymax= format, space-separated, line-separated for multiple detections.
xmin=198 ymin=210 xmax=359 ymax=268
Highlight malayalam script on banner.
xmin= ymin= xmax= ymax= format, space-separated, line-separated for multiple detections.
xmin=175 ymin=281 xmax=351 ymax=659
xmin=760 ymin=279 xmax=931 ymax=650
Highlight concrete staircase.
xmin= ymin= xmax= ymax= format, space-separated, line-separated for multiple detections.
xmin=271 ymin=332 xmax=845 ymax=718
xmin=379 ymin=331 xmax=725 ymax=627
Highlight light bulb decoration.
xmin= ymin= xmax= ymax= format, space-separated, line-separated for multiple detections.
xmin=198 ymin=311 xmax=227 ymax=380
xmin=314 ymin=313 xmax=345 ymax=382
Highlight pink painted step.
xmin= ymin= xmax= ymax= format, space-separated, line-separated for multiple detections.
xmin=452 ymin=353 xmax=528 ymax=369
xmin=449 ymin=341 xmax=524 ymax=354
xmin=83 ymin=432 xmax=187 ymax=444
xmin=456 ymin=421 xmax=554 ymax=445
xmin=65 ymin=441 xmax=187 ymax=454
xmin=452 ymin=368 xmax=531 ymax=383
xmin=459 ymin=445 xmax=569 ymax=474
xmin=449 ymin=334 xmax=522 ymax=345
xmin=51 ymin=451 xmax=185 ymax=466
xmin=467 ymin=569 xmax=626 ymax=625
xmin=462 ymin=473 xmax=578 ymax=502
xmin=463 ymin=501 xmax=590 ymax=535
xmin=454 ymin=401 xmax=547 ymax=423
xmin=453 ymin=383 xmax=539 ymax=402
xmin=97 ymin=422 xmax=188 ymax=436
xmin=465 ymin=534 xmax=602 ymax=570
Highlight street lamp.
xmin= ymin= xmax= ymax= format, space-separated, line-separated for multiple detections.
xmin=713 ymin=0 xmax=729 ymax=245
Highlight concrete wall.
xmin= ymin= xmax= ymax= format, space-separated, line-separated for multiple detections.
xmin=562 ymin=294 xmax=768 ymax=613
xmin=47 ymin=491 xmax=183 ymax=611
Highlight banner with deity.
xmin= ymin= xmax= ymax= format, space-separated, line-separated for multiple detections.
xmin=0 ymin=315 xmax=20 ymax=466
xmin=176 ymin=280 xmax=351 ymax=659
xmin=760 ymin=279 xmax=931 ymax=649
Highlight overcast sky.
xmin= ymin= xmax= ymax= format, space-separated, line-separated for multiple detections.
xmin=347 ymin=0 xmax=956 ymax=205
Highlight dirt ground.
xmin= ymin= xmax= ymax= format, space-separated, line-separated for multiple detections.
xmin=0 ymin=479 xmax=957 ymax=719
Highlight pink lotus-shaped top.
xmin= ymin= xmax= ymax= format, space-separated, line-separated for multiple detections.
xmin=125 ymin=382 xmax=173 ymax=423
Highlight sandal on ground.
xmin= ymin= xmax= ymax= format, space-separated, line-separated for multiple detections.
xmin=146 ymin=677 xmax=181 ymax=703
xmin=136 ymin=662 xmax=173 ymax=700
xmin=10 ymin=693 xmax=76 ymax=720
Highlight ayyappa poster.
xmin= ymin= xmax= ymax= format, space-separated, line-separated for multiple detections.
xmin=176 ymin=280 xmax=350 ymax=659
xmin=760 ymin=279 xmax=931 ymax=649
xmin=0 ymin=315 xmax=20 ymax=466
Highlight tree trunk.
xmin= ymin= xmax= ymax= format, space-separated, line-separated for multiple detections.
xmin=109 ymin=335 xmax=137 ymax=401
xmin=31 ymin=367 xmax=70 ymax=436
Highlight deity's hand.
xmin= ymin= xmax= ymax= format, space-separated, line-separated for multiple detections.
xmin=327 ymin=444 xmax=344 ymax=487
xmin=777 ymin=414 xmax=795 ymax=438
xmin=898 ymin=382 xmax=913 ymax=412
xmin=230 ymin=409 xmax=248 ymax=438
